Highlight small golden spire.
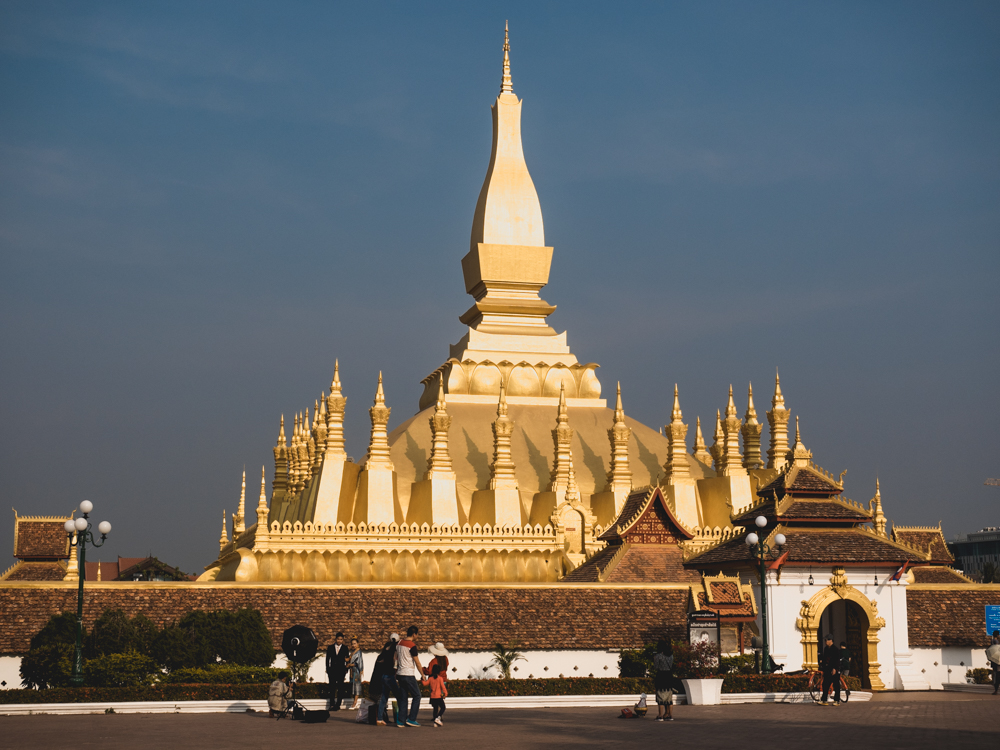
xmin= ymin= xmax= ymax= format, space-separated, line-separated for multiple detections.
xmin=766 ymin=369 xmax=791 ymax=470
xmin=663 ymin=384 xmax=690 ymax=483
xmin=278 ymin=414 xmax=286 ymax=445
xmin=96 ymin=560 xmax=101 ymax=582
xmin=871 ymin=477 xmax=887 ymax=537
xmin=330 ymin=359 xmax=342 ymax=396
xmin=606 ymin=382 xmax=632 ymax=505
xmin=741 ymin=382 xmax=763 ymax=470
xmin=614 ymin=381 xmax=624 ymax=419
xmin=427 ymin=375 xmax=453 ymax=477
xmin=436 ymin=373 xmax=447 ymax=410
xmin=374 ymin=371 xmax=385 ymax=406
xmin=255 ymin=465 xmax=270 ymax=546
xmin=490 ymin=378 xmax=517 ymax=490
xmin=219 ymin=509 xmax=229 ymax=550
xmin=790 ymin=415 xmax=813 ymax=466
xmin=725 ymin=384 xmax=737 ymax=417
xmin=772 ymin=368 xmax=785 ymax=409
xmin=497 ymin=376 xmax=509 ymax=416
xmin=692 ymin=416 xmax=712 ymax=465
xmin=671 ymin=384 xmax=683 ymax=423
xmin=501 ymin=20 xmax=513 ymax=94
xmin=233 ymin=469 xmax=246 ymax=536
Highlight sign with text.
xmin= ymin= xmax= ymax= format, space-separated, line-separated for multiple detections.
xmin=986 ymin=605 xmax=1000 ymax=636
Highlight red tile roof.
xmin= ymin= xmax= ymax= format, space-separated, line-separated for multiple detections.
xmin=1 ymin=561 xmax=67 ymax=581
xmin=908 ymin=588 xmax=1000 ymax=647
xmin=757 ymin=463 xmax=843 ymax=499
xmin=910 ymin=566 xmax=970 ymax=584
xmin=598 ymin=487 xmax=692 ymax=543
xmin=893 ymin=528 xmax=953 ymax=564
xmin=688 ymin=528 xmax=918 ymax=567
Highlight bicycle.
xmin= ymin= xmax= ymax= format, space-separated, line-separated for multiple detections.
xmin=806 ymin=670 xmax=851 ymax=703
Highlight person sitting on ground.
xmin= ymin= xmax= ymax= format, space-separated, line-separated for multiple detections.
xmin=268 ymin=671 xmax=292 ymax=719
xmin=652 ymin=639 xmax=675 ymax=722
xmin=424 ymin=641 xmax=450 ymax=682
xmin=422 ymin=662 xmax=449 ymax=727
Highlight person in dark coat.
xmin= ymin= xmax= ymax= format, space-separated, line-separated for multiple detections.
xmin=373 ymin=633 xmax=401 ymax=725
xmin=325 ymin=631 xmax=348 ymax=710
xmin=819 ymin=635 xmax=841 ymax=704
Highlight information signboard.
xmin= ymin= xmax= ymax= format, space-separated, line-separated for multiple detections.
xmin=986 ymin=605 xmax=1000 ymax=636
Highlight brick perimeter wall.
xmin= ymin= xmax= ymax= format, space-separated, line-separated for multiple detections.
xmin=0 ymin=585 xmax=690 ymax=655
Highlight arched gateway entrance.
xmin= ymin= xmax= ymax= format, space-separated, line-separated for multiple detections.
xmin=796 ymin=570 xmax=885 ymax=690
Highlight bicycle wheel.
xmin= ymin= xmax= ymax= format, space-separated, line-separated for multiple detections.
xmin=840 ymin=677 xmax=850 ymax=703
xmin=808 ymin=672 xmax=823 ymax=702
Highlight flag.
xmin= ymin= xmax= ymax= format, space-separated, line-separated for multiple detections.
xmin=890 ymin=561 xmax=911 ymax=581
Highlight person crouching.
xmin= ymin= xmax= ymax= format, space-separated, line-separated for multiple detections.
xmin=268 ymin=671 xmax=292 ymax=719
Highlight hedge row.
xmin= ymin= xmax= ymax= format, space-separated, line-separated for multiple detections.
xmin=0 ymin=674 xmax=864 ymax=704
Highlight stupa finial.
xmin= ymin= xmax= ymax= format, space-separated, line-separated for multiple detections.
xmin=501 ymin=20 xmax=513 ymax=94
xmin=671 ymin=384 xmax=683 ymax=423
xmin=330 ymin=359 xmax=342 ymax=396
xmin=219 ymin=509 xmax=229 ymax=550
xmin=374 ymin=371 xmax=385 ymax=406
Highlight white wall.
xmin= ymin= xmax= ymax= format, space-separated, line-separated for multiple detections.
xmin=910 ymin=647 xmax=985 ymax=689
xmin=0 ymin=656 xmax=21 ymax=689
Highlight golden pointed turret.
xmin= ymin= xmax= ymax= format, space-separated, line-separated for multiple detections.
xmin=709 ymin=409 xmax=724 ymax=473
xmin=325 ymin=360 xmax=347 ymax=458
xmin=692 ymin=416 xmax=712 ymax=465
xmin=719 ymin=385 xmax=746 ymax=476
xmin=364 ymin=372 xmax=393 ymax=470
xmin=741 ymin=383 xmax=763 ymax=470
xmin=427 ymin=376 xmax=454 ymax=477
xmin=662 ymin=384 xmax=690 ymax=482
xmin=606 ymin=382 xmax=632 ymax=504
xmin=549 ymin=382 xmax=574 ymax=498
xmin=490 ymin=378 xmax=518 ymax=490
xmin=272 ymin=415 xmax=288 ymax=498
xmin=232 ymin=469 xmax=246 ymax=536
xmin=64 ymin=534 xmax=78 ymax=580
xmin=871 ymin=477 xmax=887 ymax=537
xmin=790 ymin=416 xmax=813 ymax=467
xmin=219 ymin=509 xmax=229 ymax=551
xmin=766 ymin=369 xmax=791 ymax=470
xmin=255 ymin=466 xmax=270 ymax=546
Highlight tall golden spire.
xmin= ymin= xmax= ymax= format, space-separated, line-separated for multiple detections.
xmin=427 ymin=376 xmax=454 ymax=477
xmin=606 ymin=382 xmax=632 ymax=502
xmin=325 ymin=360 xmax=347 ymax=458
xmin=233 ymin=469 xmax=246 ymax=536
xmin=490 ymin=378 xmax=518 ymax=490
xmin=663 ymin=384 xmax=690 ymax=482
xmin=364 ymin=372 xmax=393 ymax=470
xmin=255 ymin=466 xmax=270 ymax=546
xmin=741 ymin=383 xmax=763 ymax=470
xmin=766 ymin=369 xmax=791 ymax=470
xmin=720 ymin=385 xmax=747 ymax=476
xmin=550 ymin=382 xmax=574 ymax=497
xmin=272 ymin=415 xmax=288 ymax=497
xmin=219 ymin=509 xmax=229 ymax=551
xmin=692 ymin=416 xmax=712 ymax=465
xmin=501 ymin=20 xmax=513 ymax=94
xmin=64 ymin=533 xmax=78 ymax=580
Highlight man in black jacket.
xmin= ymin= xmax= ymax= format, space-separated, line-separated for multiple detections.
xmin=819 ymin=635 xmax=841 ymax=705
xmin=325 ymin=632 xmax=348 ymax=710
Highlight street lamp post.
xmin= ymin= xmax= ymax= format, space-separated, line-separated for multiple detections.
xmin=746 ymin=515 xmax=785 ymax=675
xmin=63 ymin=501 xmax=111 ymax=687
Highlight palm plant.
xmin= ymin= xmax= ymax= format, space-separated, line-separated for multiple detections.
xmin=490 ymin=643 xmax=525 ymax=679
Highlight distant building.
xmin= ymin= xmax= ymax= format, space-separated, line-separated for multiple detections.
xmin=949 ymin=528 xmax=1000 ymax=581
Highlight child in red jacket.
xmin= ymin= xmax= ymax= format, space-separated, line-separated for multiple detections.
xmin=422 ymin=663 xmax=448 ymax=726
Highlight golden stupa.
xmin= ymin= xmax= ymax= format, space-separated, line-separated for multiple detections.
xmin=202 ymin=27 xmax=794 ymax=584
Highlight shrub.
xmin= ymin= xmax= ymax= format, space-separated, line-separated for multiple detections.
xmin=84 ymin=651 xmax=160 ymax=688
xmin=490 ymin=644 xmax=526 ymax=680
xmin=20 ymin=612 xmax=83 ymax=689
xmin=966 ymin=668 xmax=991 ymax=685
xmin=85 ymin=609 xmax=159 ymax=659
xmin=720 ymin=654 xmax=756 ymax=675
xmin=151 ymin=622 xmax=214 ymax=671
xmin=672 ymin=640 xmax=719 ymax=679
xmin=152 ymin=609 xmax=274 ymax=670
xmin=159 ymin=664 xmax=284 ymax=684
xmin=618 ymin=643 xmax=656 ymax=678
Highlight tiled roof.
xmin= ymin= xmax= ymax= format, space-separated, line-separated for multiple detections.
xmin=893 ymin=528 xmax=953 ymax=564
xmin=910 ymin=566 xmax=970 ymax=584
xmin=598 ymin=486 xmax=692 ymax=543
xmin=757 ymin=464 xmax=843 ymax=499
xmin=778 ymin=500 xmax=872 ymax=522
xmin=1 ymin=561 xmax=67 ymax=581
xmin=707 ymin=581 xmax=742 ymax=604
xmin=687 ymin=528 xmax=919 ymax=567
xmin=84 ymin=561 xmax=120 ymax=581
xmin=603 ymin=545 xmax=700 ymax=584
xmin=695 ymin=591 xmax=755 ymax=619
xmin=562 ymin=545 xmax=621 ymax=582
xmin=908 ymin=588 xmax=1000 ymax=647
xmin=13 ymin=518 xmax=70 ymax=559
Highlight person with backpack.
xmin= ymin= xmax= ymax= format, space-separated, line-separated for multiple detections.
xmin=372 ymin=633 xmax=400 ymax=726
xmin=422 ymin=662 xmax=448 ymax=727
xmin=396 ymin=625 xmax=423 ymax=727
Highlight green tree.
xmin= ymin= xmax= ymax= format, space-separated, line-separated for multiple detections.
xmin=20 ymin=612 xmax=81 ymax=689
xmin=84 ymin=651 xmax=160 ymax=687
xmin=152 ymin=608 xmax=274 ymax=671
xmin=84 ymin=608 xmax=159 ymax=658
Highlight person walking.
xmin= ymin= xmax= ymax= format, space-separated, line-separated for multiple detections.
xmin=373 ymin=633 xmax=401 ymax=726
xmin=819 ymin=635 xmax=842 ymax=705
xmin=422 ymin=662 xmax=448 ymax=726
xmin=652 ymin=640 xmax=675 ymax=721
xmin=424 ymin=642 xmax=450 ymax=682
xmin=396 ymin=625 xmax=423 ymax=727
xmin=268 ymin=671 xmax=292 ymax=719
xmin=987 ymin=629 xmax=1000 ymax=696
xmin=325 ymin=632 xmax=349 ymax=710
xmin=348 ymin=637 xmax=364 ymax=710
xmin=839 ymin=641 xmax=853 ymax=698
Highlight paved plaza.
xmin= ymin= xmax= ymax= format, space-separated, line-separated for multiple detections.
xmin=1 ymin=692 xmax=997 ymax=750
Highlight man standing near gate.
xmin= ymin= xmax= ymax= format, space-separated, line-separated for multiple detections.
xmin=325 ymin=632 xmax=348 ymax=710
xmin=819 ymin=635 xmax=842 ymax=705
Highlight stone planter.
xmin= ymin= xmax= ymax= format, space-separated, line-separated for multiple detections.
xmin=681 ymin=678 xmax=725 ymax=705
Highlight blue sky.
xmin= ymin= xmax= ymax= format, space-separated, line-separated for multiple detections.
xmin=1 ymin=1 xmax=997 ymax=574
